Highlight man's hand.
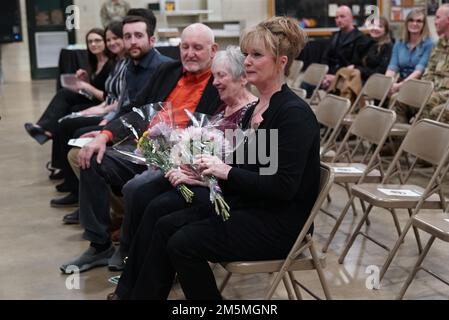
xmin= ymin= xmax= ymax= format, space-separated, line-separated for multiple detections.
xmin=79 ymin=130 xmax=101 ymax=139
xmin=78 ymin=133 xmax=109 ymax=169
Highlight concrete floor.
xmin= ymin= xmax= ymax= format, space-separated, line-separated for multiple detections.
xmin=0 ymin=80 xmax=448 ymax=300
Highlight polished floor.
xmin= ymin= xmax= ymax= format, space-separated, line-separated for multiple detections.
xmin=0 ymin=80 xmax=448 ymax=300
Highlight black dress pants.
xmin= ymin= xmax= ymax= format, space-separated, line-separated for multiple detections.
xmin=37 ymin=88 xmax=95 ymax=134
xmin=116 ymin=202 xmax=300 ymax=300
xmin=79 ymin=150 xmax=147 ymax=245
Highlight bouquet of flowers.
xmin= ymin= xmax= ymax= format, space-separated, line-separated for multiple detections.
xmin=171 ymin=111 xmax=235 ymax=220
xmin=135 ymin=108 xmax=195 ymax=203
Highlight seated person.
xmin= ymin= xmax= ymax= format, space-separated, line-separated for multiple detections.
xmin=110 ymin=45 xmax=259 ymax=271
xmin=386 ymin=8 xmax=433 ymax=97
xmin=59 ymin=23 xmax=222 ymax=274
xmin=24 ymin=28 xmax=114 ymax=146
xmin=51 ymin=13 xmax=172 ymax=208
xmin=109 ymin=16 xmax=320 ymax=300
xmin=320 ymin=5 xmax=371 ymax=90
xmin=328 ymin=16 xmax=393 ymax=103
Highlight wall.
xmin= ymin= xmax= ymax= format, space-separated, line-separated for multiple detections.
xmin=0 ymin=0 xmax=268 ymax=82
xmin=0 ymin=0 xmax=31 ymax=82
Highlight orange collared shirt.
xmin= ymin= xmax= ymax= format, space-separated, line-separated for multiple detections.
xmin=150 ymin=68 xmax=212 ymax=129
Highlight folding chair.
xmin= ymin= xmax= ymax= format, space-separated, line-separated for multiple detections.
xmin=342 ymin=73 xmax=394 ymax=126
xmin=387 ymin=79 xmax=434 ymax=137
xmin=286 ymin=60 xmax=304 ymax=88
xmin=299 ymin=63 xmax=329 ymax=105
xmin=321 ymin=106 xmax=397 ymax=253
xmin=218 ymin=163 xmax=334 ymax=300
xmin=396 ymin=210 xmax=449 ymax=299
xmin=291 ymin=87 xmax=307 ymax=100
xmin=315 ymin=94 xmax=351 ymax=161
xmin=338 ymin=120 xmax=449 ymax=272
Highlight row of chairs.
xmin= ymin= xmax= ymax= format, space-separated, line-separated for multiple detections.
xmin=307 ymin=73 xmax=449 ymax=298
xmin=214 ymin=66 xmax=449 ymax=300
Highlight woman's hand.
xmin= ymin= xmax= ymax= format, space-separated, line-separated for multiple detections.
xmin=389 ymin=82 xmax=402 ymax=96
xmin=165 ymin=168 xmax=206 ymax=187
xmin=80 ymin=105 xmax=105 ymax=116
xmin=194 ymin=155 xmax=232 ymax=181
xmin=75 ymin=69 xmax=88 ymax=82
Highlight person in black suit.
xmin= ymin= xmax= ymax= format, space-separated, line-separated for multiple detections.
xmin=108 ymin=16 xmax=321 ymax=300
xmin=321 ymin=5 xmax=371 ymax=89
xmin=59 ymin=23 xmax=221 ymax=274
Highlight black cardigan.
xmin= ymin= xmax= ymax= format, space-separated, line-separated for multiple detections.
xmin=220 ymin=84 xmax=321 ymax=236
xmin=104 ymin=61 xmax=221 ymax=143
xmin=353 ymin=40 xmax=393 ymax=81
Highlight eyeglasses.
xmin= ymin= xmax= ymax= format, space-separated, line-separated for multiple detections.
xmin=408 ymin=18 xmax=424 ymax=24
xmin=88 ymin=39 xmax=104 ymax=45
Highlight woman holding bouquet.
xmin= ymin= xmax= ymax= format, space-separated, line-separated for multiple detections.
xmin=109 ymin=16 xmax=320 ymax=300
xmin=109 ymin=45 xmax=258 ymax=274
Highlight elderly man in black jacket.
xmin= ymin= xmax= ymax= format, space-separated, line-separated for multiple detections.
xmin=321 ymin=5 xmax=371 ymax=89
xmin=60 ymin=23 xmax=221 ymax=274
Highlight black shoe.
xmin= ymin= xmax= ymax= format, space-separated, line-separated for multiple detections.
xmin=62 ymin=209 xmax=79 ymax=224
xmin=49 ymin=169 xmax=64 ymax=180
xmin=24 ymin=123 xmax=51 ymax=145
xmin=55 ymin=182 xmax=71 ymax=193
xmin=50 ymin=192 xmax=78 ymax=208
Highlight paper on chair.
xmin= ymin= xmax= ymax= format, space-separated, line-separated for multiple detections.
xmin=68 ymin=137 xmax=94 ymax=148
xmin=377 ymin=188 xmax=422 ymax=197
xmin=333 ymin=167 xmax=364 ymax=173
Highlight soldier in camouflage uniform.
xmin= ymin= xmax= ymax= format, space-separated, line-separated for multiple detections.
xmin=395 ymin=5 xmax=449 ymax=123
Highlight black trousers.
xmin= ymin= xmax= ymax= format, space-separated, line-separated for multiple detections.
xmin=115 ymin=188 xmax=213 ymax=300
xmin=79 ymin=150 xmax=147 ymax=245
xmin=53 ymin=116 xmax=103 ymax=191
xmin=37 ymin=88 xmax=95 ymax=134
xmin=116 ymin=190 xmax=299 ymax=300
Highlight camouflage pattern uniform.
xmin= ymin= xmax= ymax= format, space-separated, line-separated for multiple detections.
xmin=395 ymin=37 xmax=449 ymax=123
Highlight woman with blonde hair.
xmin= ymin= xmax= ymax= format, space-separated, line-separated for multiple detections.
xmin=108 ymin=16 xmax=320 ymax=300
xmin=386 ymin=8 xmax=433 ymax=95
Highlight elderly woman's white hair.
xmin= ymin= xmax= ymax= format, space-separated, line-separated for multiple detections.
xmin=211 ymin=46 xmax=246 ymax=80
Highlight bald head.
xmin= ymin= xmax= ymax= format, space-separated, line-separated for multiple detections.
xmin=435 ymin=5 xmax=449 ymax=37
xmin=181 ymin=23 xmax=215 ymax=45
xmin=335 ymin=5 xmax=354 ymax=32
xmin=180 ymin=23 xmax=218 ymax=74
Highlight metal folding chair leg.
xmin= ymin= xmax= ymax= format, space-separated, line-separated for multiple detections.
xmin=338 ymin=204 xmax=374 ymax=263
xmin=396 ymin=236 xmax=435 ymax=299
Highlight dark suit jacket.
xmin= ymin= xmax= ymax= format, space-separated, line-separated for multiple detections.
xmin=104 ymin=61 xmax=221 ymax=143
xmin=322 ymin=27 xmax=371 ymax=74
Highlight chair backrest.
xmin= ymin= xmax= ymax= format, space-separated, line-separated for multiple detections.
xmin=315 ymin=94 xmax=351 ymax=129
xmin=302 ymin=63 xmax=329 ymax=105
xmin=392 ymin=79 xmax=434 ymax=110
xmin=302 ymin=63 xmax=328 ymax=86
xmin=350 ymin=106 xmax=397 ymax=146
xmin=400 ymin=119 xmax=449 ymax=166
xmin=287 ymin=60 xmax=304 ymax=87
xmin=332 ymin=106 xmax=396 ymax=177
xmin=383 ymin=119 xmax=449 ymax=186
xmin=359 ymin=73 xmax=394 ymax=107
xmin=291 ymin=87 xmax=307 ymax=99
xmin=315 ymin=94 xmax=351 ymax=157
